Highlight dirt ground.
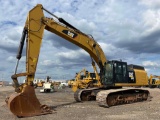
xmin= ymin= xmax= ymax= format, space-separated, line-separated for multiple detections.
xmin=0 ymin=86 xmax=160 ymax=120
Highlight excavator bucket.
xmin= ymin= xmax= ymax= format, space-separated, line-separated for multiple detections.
xmin=6 ymin=85 xmax=52 ymax=117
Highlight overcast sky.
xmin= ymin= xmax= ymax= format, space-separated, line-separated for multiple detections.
xmin=0 ymin=0 xmax=160 ymax=82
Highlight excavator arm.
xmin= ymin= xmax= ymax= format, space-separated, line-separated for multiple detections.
xmin=6 ymin=4 xmax=107 ymax=117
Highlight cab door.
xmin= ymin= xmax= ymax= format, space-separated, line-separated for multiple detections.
xmin=114 ymin=61 xmax=128 ymax=83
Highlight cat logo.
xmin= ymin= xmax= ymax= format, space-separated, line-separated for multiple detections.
xmin=62 ymin=30 xmax=78 ymax=38
xmin=129 ymin=72 xmax=134 ymax=80
xmin=68 ymin=31 xmax=74 ymax=38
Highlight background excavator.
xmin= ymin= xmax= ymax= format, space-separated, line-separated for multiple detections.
xmin=71 ymin=60 xmax=101 ymax=92
xmin=71 ymin=68 xmax=88 ymax=91
xmin=67 ymin=79 xmax=75 ymax=88
xmin=6 ymin=4 xmax=150 ymax=117
xmin=148 ymin=74 xmax=160 ymax=88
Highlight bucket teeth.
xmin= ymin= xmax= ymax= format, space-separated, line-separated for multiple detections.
xmin=40 ymin=105 xmax=52 ymax=112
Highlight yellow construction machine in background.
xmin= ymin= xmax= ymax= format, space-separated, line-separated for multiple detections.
xmin=71 ymin=60 xmax=101 ymax=92
xmin=34 ymin=79 xmax=45 ymax=88
xmin=71 ymin=68 xmax=98 ymax=92
xmin=148 ymin=74 xmax=160 ymax=88
xmin=68 ymin=79 xmax=75 ymax=88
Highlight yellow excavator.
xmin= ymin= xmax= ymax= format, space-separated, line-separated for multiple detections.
xmin=71 ymin=69 xmax=98 ymax=92
xmin=71 ymin=60 xmax=101 ymax=92
xmin=71 ymin=68 xmax=88 ymax=91
xmin=148 ymin=74 xmax=160 ymax=88
xmin=6 ymin=4 xmax=150 ymax=117
xmin=68 ymin=79 xmax=74 ymax=88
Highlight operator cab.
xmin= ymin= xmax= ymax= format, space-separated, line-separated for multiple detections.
xmin=102 ymin=60 xmax=128 ymax=86
xmin=102 ymin=60 xmax=128 ymax=85
xmin=102 ymin=60 xmax=146 ymax=87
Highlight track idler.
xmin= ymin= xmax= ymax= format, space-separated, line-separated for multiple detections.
xmin=5 ymin=85 xmax=52 ymax=117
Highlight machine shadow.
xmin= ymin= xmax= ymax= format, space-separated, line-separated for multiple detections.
xmin=50 ymin=101 xmax=79 ymax=110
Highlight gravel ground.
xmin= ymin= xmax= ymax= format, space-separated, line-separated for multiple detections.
xmin=0 ymin=86 xmax=160 ymax=120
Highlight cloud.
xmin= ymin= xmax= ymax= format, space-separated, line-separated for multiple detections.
xmin=0 ymin=25 xmax=22 ymax=53
xmin=56 ymin=49 xmax=88 ymax=59
xmin=114 ymin=30 xmax=160 ymax=54
xmin=139 ymin=0 xmax=160 ymax=9
xmin=6 ymin=56 xmax=16 ymax=62
xmin=142 ymin=61 xmax=160 ymax=67
xmin=40 ymin=48 xmax=91 ymax=70
xmin=36 ymin=69 xmax=47 ymax=74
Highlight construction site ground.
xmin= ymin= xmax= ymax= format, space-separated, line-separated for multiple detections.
xmin=0 ymin=86 xmax=160 ymax=120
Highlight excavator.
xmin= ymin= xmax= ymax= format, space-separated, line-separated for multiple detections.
xmin=68 ymin=79 xmax=74 ymax=88
xmin=71 ymin=60 xmax=101 ymax=92
xmin=148 ymin=74 xmax=160 ymax=88
xmin=71 ymin=68 xmax=88 ymax=91
xmin=6 ymin=4 xmax=150 ymax=117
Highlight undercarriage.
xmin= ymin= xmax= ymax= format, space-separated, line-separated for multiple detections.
xmin=74 ymin=87 xmax=150 ymax=107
